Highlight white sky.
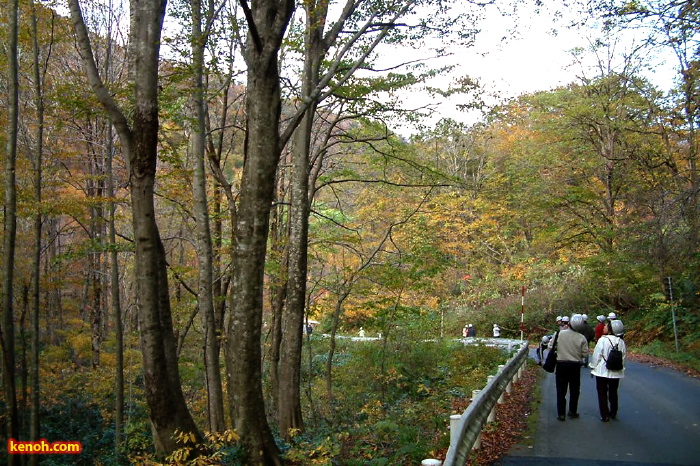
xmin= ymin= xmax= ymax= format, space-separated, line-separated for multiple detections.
xmin=385 ymin=2 xmax=679 ymax=134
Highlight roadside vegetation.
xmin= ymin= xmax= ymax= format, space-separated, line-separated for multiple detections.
xmin=1 ymin=0 xmax=697 ymax=463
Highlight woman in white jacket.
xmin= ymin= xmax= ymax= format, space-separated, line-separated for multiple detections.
xmin=589 ymin=319 xmax=626 ymax=422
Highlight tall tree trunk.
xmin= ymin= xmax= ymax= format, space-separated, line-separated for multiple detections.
xmin=107 ymin=130 xmax=125 ymax=453
xmin=190 ymin=0 xmax=225 ymax=432
xmin=29 ymin=2 xmax=48 ymax=462
xmin=100 ymin=1 xmax=125 ymax=449
xmin=278 ymin=105 xmax=315 ymax=440
xmin=277 ymin=0 xmax=329 ymax=438
xmin=2 ymin=0 xmax=21 ymax=461
xmin=226 ymin=1 xmax=293 ymax=462
xmin=267 ymin=164 xmax=289 ymax=419
xmin=69 ymin=0 xmax=202 ymax=455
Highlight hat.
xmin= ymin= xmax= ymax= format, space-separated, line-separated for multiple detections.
xmin=582 ymin=314 xmax=589 ymax=321
xmin=608 ymin=312 xmax=617 ymax=319
xmin=610 ymin=319 xmax=624 ymax=336
xmin=541 ymin=335 xmax=551 ymax=343
xmin=560 ymin=316 xmax=570 ymax=323
xmin=468 ymin=324 xmax=473 ymax=327
xmin=556 ymin=315 xmax=562 ymax=322
xmin=493 ymin=324 xmax=499 ymax=327
xmin=597 ymin=315 xmax=605 ymax=323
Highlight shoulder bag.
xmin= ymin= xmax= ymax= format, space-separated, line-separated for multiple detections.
xmin=542 ymin=330 xmax=559 ymax=373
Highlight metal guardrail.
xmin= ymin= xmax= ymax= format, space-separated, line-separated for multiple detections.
xmin=423 ymin=339 xmax=529 ymax=466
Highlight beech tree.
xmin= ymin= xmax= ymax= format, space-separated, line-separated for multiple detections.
xmin=2 ymin=0 xmax=21 ymax=462
xmin=68 ymin=0 xmax=202 ymax=455
xmin=225 ymin=0 xmax=294 ymax=463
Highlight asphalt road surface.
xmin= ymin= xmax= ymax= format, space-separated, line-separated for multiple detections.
xmin=497 ymin=352 xmax=700 ymax=466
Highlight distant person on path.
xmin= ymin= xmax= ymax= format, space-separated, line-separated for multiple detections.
xmin=492 ymin=324 xmax=500 ymax=338
xmin=537 ymin=335 xmax=552 ymax=365
xmin=547 ymin=315 xmax=589 ymax=421
xmin=359 ymin=327 xmax=365 ymax=338
xmin=595 ymin=315 xmax=606 ymax=341
xmin=463 ymin=325 xmax=468 ymax=338
xmin=468 ymin=324 xmax=476 ymax=337
xmin=580 ymin=314 xmax=595 ymax=343
xmin=589 ymin=319 xmax=626 ymax=422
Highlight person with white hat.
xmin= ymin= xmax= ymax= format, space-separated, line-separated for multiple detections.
xmin=547 ymin=315 xmax=589 ymax=421
xmin=492 ymin=324 xmax=500 ymax=338
xmin=580 ymin=314 xmax=595 ymax=343
xmin=589 ymin=319 xmax=626 ymax=422
xmin=537 ymin=334 xmax=552 ymax=365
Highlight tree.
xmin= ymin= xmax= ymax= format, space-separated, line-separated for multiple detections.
xmin=2 ymin=0 xmax=21 ymax=462
xmin=225 ymin=0 xmax=294 ymax=463
xmin=275 ymin=0 xmax=481 ymax=439
xmin=28 ymin=2 xmax=53 ymax=462
xmin=189 ymin=0 xmax=225 ymax=432
xmin=67 ymin=0 xmax=202 ymax=455
xmin=605 ymin=0 xmax=700 ymax=300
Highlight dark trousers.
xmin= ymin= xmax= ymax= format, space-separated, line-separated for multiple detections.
xmin=595 ymin=376 xmax=620 ymax=419
xmin=555 ymin=361 xmax=582 ymax=416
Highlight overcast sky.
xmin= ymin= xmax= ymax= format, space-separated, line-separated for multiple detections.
xmin=388 ymin=2 xmax=679 ymax=135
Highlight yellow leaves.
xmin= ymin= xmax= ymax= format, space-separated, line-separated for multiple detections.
xmin=67 ymin=331 xmax=92 ymax=362
xmin=285 ymin=433 xmax=341 ymax=464
xmin=203 ymin=429 xmax=240 ymax=449
xmin=360 ymin=399 xmax=384 ymax=421
xmin=501 ymin=263 xmax=527 ymax=281
xmin=174 ymin=430 xmax=198 ymax=445
xmin=163 ymin=430 xmax=240 ymax=465
xmin=416 ymin=383 xmax=434 ymax=396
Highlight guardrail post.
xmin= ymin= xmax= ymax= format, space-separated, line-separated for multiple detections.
xmin=497 ymin=365 xmax=506 ymax=403
xmin=486 ymin=376 xmax=497 ymax=422
xmin=450 ymin=414 xmax=461 ymax=452
xmin=510 ymin=357 xmax=519 ymax=383
xmin=471 ymin=389 xmax=482 ymax=449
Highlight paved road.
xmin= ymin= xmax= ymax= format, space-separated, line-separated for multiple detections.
xmin=497 ymin=352 xmax=700 ymax=466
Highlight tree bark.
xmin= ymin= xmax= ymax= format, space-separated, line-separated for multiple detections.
xmin=226 ymin=0 xmax=293 ymax=462
xmin=2 ymin=0 xmax=21 ymax=461
xmin=29 ymin=3 xmax=48 ymax=462
xmin=277 ymin=93 xmax=315 ymax=441
xmin=191 ymin=0 xmax=225 ymax=432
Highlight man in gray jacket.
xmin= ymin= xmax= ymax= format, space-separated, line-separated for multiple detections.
xmin=548 ymin=315 xmax=589 ymax=421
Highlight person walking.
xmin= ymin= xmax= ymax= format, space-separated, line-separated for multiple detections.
xmin=468 ymin=324 xmax=476 ymax=337
xmin=589 ymin=319 xmax=626 ymax=422
xmin=536 ymin=335 xmax=552 ymax=365
xmin=580 ymin=314 xmax=595 ymax=343
xmin=492 ymin=324 xmax=500 ymax=338
xmin=547 ymin=315 xmax=589 ymax=421
xmin=594 ymin=315 xmax=606 ymax=341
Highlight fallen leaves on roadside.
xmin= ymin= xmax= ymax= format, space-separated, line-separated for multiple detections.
xmin=434 ymin=362 xmax=541 ymax=465
xmin=626 ymin=352 xmax=699 ymax=378
xmin=468 ymin=365 xmax=540 ymax=465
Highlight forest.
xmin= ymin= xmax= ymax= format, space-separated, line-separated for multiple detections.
xmin=0 ymin=0 xmax=698 ymax=464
